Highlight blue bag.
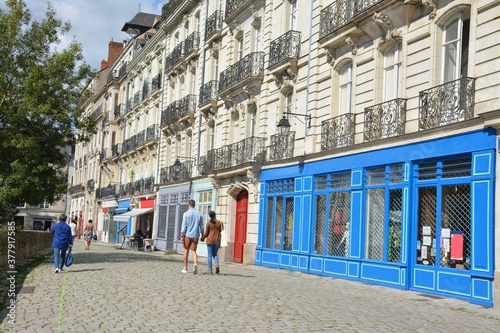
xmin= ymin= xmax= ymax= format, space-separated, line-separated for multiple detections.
xmin=66 ymin=249 xmax=73 ymax=267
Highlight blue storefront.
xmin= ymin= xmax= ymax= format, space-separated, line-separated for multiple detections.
xmin=256 ymin=129 xmax=495 ymax=306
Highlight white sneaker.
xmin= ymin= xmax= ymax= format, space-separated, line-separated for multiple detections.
xmin=193 ymin=263 xmax=198 ymax=275
xmin=181 ymin=268 xmax=188 ymax=274
xmin=54 ymin=268 xmax=59 ymax=273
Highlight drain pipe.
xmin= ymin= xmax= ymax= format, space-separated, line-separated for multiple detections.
xmin=304 ymin=0 xmax=315 ymax=154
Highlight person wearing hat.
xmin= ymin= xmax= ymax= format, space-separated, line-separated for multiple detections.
xmin=50 ymin=214 xmax=73 ymax=273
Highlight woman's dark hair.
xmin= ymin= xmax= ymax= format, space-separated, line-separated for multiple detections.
xmin=209 ymin=211 xmax=216 ymax=222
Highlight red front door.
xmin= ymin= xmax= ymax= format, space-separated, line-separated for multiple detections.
xmin=233 ymin=190 xmax=248 ymax=263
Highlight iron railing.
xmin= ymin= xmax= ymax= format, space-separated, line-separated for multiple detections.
xmin=269 ymin=31 xmax=301 ymax=68
xmin=419 ymin=77 xmax=475 ymax=130
xmin=364 ymin=98 xmax=407 ymax=142
xmin=225 ymin=0 xmax=250 ymax=19
xmin=99 ymin=148 xmax=110 ymax=164
xmin=117 ymin=62 xmax=128 ymax=79
xmin=152 ymin=74 xmax=162 ymax=93
xmin=96 ymin=184 xmax=118 ymax=199
xmin=114 ymin=103 xmax=124 ymax=119
xmin=68 ymin=184 xmax=83 ymax=195
xmin=179 ymin=94 xmax=197 ymax=116
xmin=133 ymin=91 xmax=141 ymax=108
xmin=112 ymin=144 xmax=121 ymax=158
xmin=126 ymin=98 xmax=133 ymax=112
xmin=321 ymin=113 xmax=355 ymax=151
xmin=160 ymin=162 xmax=193 ymax=183
xmin=90 ymin=105 xmax=102 ymax=119
xmin=146 ymin=124 xmax=159 ymax=143
xmin=205 ymin=10 xmax=224 ymax=41
xmin=165 ymin=41 xmax=185 ymax=74
xmin=219 ymin=52 xmax=265 ymax=93
xmin=320 ymin=0 xmax=355 ymax=39
xmin=142 ymin=82 xmax=150 ymax=100
xmin=205 ymin=137 xmax=266 ymax=171
xmin=269 ymin=132 xmax=295 ymax=161
xmin=184 ymin=32 xmax=200 ymax=57
xmin=199 ymin=80 xmax=219 ymax=106
xmin=161 ymin=101 xmax=179 ymax=127
xmin=136 ymin=130 xmax=145 ymax=148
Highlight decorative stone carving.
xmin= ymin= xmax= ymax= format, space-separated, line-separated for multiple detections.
xmin=243 ymin=86 xmax=257 ymax=107
xmin=422 ymin=0 xmax=437 ymax=19
xmin=183 ymin=14 xmax=189 ymax=26
xmin=211 ymin=41 xmax=220 ymax=59
xmin=188 ymin=59 xmax=198 ymax=74
xmin=345 ymin=36 xmax=358 ymax=55
xmin=168 ymin=76 xmax=176 ymax=89
xmin=373 ymin=12 xmax=402 ymax=46
xmin=322 ymin=47 xmax=335 ymax=66
xmin=251 ymin=5 xmax=261 ymax=27
xmin=247 ymin=169 xmax=260 ymax=202
xmin=210 ymin=177 xmax=221 ymax=204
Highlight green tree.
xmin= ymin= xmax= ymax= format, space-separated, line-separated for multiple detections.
xmin=0 ymin=0 xmax=95 ymax=224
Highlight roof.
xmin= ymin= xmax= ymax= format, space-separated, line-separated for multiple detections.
xmin=121 ymin=12 xmax=160 ymax=36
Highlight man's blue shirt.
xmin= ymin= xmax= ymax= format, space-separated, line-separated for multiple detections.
xmin=181 ymin=208 xmax=204 ymax=238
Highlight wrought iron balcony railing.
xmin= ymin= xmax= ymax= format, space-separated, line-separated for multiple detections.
xmin=199 ymin=80 xmax=218 ymax=107
xmin=143 ymin=176 xmax=155 ymax=193
xmin=117 ymin=62 xmax=128 ymax=79
xmin=419 ymin=77 xmax=475 ymax=130
xmin=269 ymin=132 xmax=295 ymax=161
xmin=96 ymin=184 xmax=118 ymax=199
xmin=178 ymin=94 xmax=197 ymax=116
xmin=68 ymin=184 xmax=84 ymax=195
xmin=205 ymin=10 xmax=224 ymax=41
xmin=112 ymin=143 xmax=121 ymax=158
xmin=120 ymin=182 xmax=135 ymax=197
xmin=102 ymin=112 xmax=110 ymax=125
xmin=225 ymin=0 xmax=250 ymax=20
xmin=320 ymin=0 xmax=355 ymax=39
xmin=146 ymin=124 xmax=159 ymax=143
xmin=161 ymin=101 xmax=179 ymax=127
xmin=136 ymin=130 xmax=145 ymax=148
xmin=142 ymin=82 xmax=150 ymax=100
xmin=205 ymin=137 xmax=266 ymax=171
xmin=354 ymin=0 xmax=384 ymax=15
xmin=269 ymin=30 xmax=301 ymax=68
xmin=165 ymin=41 xmax=185 ymax=74
xmin=160 ymin=162 xmax=193 ymax=183
xmin=114 ymin=103 xmax=124 ymax=119
xmin=151 ymin=74 xmax=162 ymax=94
xmin=133 ymin=91 xmax=141 ymax=108
xmin=219 ymin=52 xmax=264 ymax=94
xmin=90 ymin=105 xmax=103 ymax=119
xmin=99 ymin=148 xmax=110 ymax=164
xmin=126 ymin=98 xmax=133 ymax=112
xmin=161 ymin=0 xmax=183 ymax=21
xmin=184 ymin=32 xmax=200 ymax=58
xmin=364 ymin=98 xmax=407 ymax=142
xmin=321 ymin=113 xmax=355 ymax=151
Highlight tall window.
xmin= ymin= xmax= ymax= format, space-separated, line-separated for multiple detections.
xmin=364 ymin=165 xmax=404 ymax=262
xmin=254 ymin=25 xmax=261 ymax=52
xmin=265 ymin=179 xmax=295 ymax=251
xmin=290 ymin=0 xmax=298 ymax=30
xmin=442 ymin=14 xmax=470 ymax=83
xmin=235 ymin=35 xmax=243 ymax=61
xmin=339 ymin=63 xmax=352 ymax=114
xmin=383 ymin=43 xmax=402 ymax=101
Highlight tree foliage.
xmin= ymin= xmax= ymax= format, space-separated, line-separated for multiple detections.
xmin=0 ymin=0 xmax=95 ymax=223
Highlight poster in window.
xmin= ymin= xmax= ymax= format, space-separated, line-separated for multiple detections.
xmin=450 ymin=232 xmax=464 ymax=260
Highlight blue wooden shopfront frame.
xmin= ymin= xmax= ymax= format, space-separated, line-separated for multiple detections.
xmin=256 ymin=129 xmax=496 ymax=306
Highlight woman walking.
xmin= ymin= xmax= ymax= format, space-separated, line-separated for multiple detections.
xmin=83 ymin=219 xmax=95 ymax=250
xmin=200 ymin=211 xmax=223 ymax=275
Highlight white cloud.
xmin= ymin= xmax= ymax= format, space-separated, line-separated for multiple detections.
xmin=7 ymin=0 xmax=165 ymax=70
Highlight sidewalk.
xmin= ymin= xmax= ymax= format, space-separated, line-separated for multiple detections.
xmin=2 ymin=239 xmax=500 ymax=332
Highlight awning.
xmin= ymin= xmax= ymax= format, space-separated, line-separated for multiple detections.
xmin=113 ymin=208 xmax=153 ymax=222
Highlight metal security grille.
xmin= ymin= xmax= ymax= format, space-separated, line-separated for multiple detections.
xmin=266 ymin=197 xmax=273 ymax=248
xmin=328 ymin=191 xmax=350 ymax=257
xmin=315 ymin=195 xmax=327 ymax=254
xmin=366 ymin=188 xmax=385 ymax=260
xmin=284 ymin=198 xmax=294 ymax=251
xmin=442 ymin=184 xmax=471 ymax=269
xmin=275 ymin=197 xmax=283 ymax=250
xmin=389 ymin=189 xmax=403 ymax=262
xmin=417 ymin=187 xmax=437 ymax=265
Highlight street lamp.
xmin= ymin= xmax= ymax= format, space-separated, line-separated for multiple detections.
xmin=277 ymin=112 xmax=311 ymax=137
xmin=173 ymin=156 xmax=196 ymax=173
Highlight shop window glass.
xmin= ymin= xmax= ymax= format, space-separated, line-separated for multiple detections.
xmin=365 ymin=188 xmax=385 ymax=260
xmin=314 ymin=194 xmax=327 ymax=254
xmin=265 ymin=197 xmax=273 ymax=248
xmin=275 ymin=197 xmax=283 ymax=250
xmin=327 ymin=191 xmax=350 ymax=257
xmin=284 ymin=197 xmax=294 ymax=251
xmin=157 ymin=206 xmax=167 ymax=238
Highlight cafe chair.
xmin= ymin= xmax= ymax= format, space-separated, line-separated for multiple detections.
xmin=143 ymin=238 xmax=154 ymax=252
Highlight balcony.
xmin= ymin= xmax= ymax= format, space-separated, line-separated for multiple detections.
xmin=114 ymin=103 xmax=125 ymax=119
xmin=133 ymin=91 xmax=142 ymax=109
xmin=218 ymin=52 xmax=264 ymax=95
xmin=90 ymin=105 xmax=103 ymax=119
xmin=142 ymin=82 xmax=150 ymax=100
xmin=160 ymin=162 xmax=192 ymax=183
xmin=151 ymin=74 xmax=162 ymax=94
xmin=184 ymin=31 xmax=200 ymax=61
xmin=136 ymin=130 xmax=145 ymax=148
xmin=87 ymin=179 xmax=95 ymax=191
xmin=120 ymin=182 xmax=135 ymax=197
xmin=99 ymin=148 xmax=111 ymax=164
xmin=161 ymin=95 xmax=196 ymax=128
xmin=364 ymin=98 xmax=407 ymax=142
xmin=319 ymin=0 xmax=384 ymax=40
xmin=102 ymin=112 xmax=110 ymax=125
xmin=117 ymin=62 xmax=128 ymax=80
xmin=96 ymin=184 xmax=118 ymax=199
xmin=321 ymin=113 xmax=355 ymax=151
xmin=199 ymin=80 xmax=218 ymax=109
xmin=419 ymin=77 xmax=475 ymax=130
xmin=165 ymin=41 xmax=185 ymax=75
xmin=146 ymin=124 xmax=159 ymax=143
xmin=205 ymin=137 xmax=266 ymax=172
xmin=225 ymin=0 xmax=252 ymax=22
xmin=269 ymin=30 xmax=301 ymax=70
xmin=68 ymin=184 xmax=84 ymax=195
xmin=112 ymin=144 xmax=121 ymax=158
xmin=205 ymin=10 xmax=223 ymax=42
xmin=126 ymin=98 xmax=133 ymax=112
xmin=269 ymin=132 xmax=295 ymax=161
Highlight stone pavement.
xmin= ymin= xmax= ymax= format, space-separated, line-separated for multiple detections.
xmin=2 ymin=240 xmax=500 ymax=333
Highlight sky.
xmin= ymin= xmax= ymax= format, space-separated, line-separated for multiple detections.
xmin=2 ymin=0 xmax=167 ymax=71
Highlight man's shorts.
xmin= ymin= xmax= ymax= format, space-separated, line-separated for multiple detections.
xmin=183 ymin=237 xmax=199 ymax=251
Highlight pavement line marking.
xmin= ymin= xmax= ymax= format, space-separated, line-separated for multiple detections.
xmin=57 ymin=269 xmax=68 ymax=332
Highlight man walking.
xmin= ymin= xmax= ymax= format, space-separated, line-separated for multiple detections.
xmin=180 ymin=200 xmax=204 ymax=274
xmin=51 ymin=214 xmax=73 ymax=273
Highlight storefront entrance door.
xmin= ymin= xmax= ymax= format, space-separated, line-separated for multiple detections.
xmin=234 ymin=190 xmax=248 ymax=263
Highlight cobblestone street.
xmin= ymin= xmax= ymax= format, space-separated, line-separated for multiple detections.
xmin=2 ymin=240 xmax=500 ymax=332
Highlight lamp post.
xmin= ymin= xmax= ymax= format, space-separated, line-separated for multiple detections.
xmin=173 ymin=156 xmax=196 ymax=173
xmin=277 ymin=112 xmax=311 ymax=137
